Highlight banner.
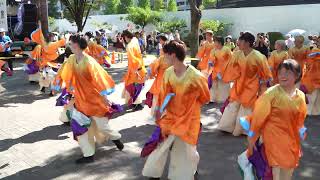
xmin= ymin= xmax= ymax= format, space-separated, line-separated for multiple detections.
xmin=0 ymin=0 xmax=7 ymax=31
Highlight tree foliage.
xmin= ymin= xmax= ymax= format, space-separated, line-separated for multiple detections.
xmin=91 ymin=20 xmax=112 ymax=30
xmin=48 ymin=0 xmax=61 ymax=19
xmin=102 ymin=0 xmax=120 ymax=14
xmin=153 ymin=0 xmax=164 ymax=11
xmin=156 ymin=18 xmax=187 ymax=33
xmin=200 ymin=20 xmax=232 ymax=36
xmin=60 ymin=0 xmax=96 ymax=32
xmin=138 ymin=0 xmax=151 ymax=9
xmin=118 ymin=0 xmax=134 ymax=14
xmin=48 ymin=16 xmax=58 ymax=32
xmin=126 ymin=7 xmax=162 ymax=29
xmin=202 ymin=0 xmax=217 ymax=9
xmin=167 ymin=0 xmax=178 ymax=11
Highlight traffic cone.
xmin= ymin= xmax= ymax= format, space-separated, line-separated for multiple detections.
xmin=111 ymin=51 xmax=116 ymax=64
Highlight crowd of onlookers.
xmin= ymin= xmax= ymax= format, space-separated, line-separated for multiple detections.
xmin=198 ymin=31 xmax=320 ymax=58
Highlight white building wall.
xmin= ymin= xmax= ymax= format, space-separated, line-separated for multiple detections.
xmin=61 ymin=4 xmax=320 ymax=37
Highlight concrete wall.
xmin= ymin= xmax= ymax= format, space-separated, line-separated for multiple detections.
xmin=61 ymin=4 xmax=320 ymax=37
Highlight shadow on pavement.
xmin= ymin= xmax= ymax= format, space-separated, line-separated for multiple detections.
xmin=0 ymin=125 xmax=69 ymax=153
xmin=2 ymin=119 xmax=320 ymax=180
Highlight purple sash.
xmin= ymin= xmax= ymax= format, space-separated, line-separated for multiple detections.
xmin=125 ymin=83 xmax=144 ymax=105
xmin=145 ymin=92 xmax=153 ymax=108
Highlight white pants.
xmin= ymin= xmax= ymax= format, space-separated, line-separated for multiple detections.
xmin=77 ymin=117 xmax=122 ymax=157
xmin=218 ymin=101 xmax=252 ymax=136
xmin=122 ymin=88 xmax=143 ymax=105
xmin=211 ymin=79 xmax=230 ymax=103
xmin=28 ymin=72 xmax=40 ymax=82
xmin=307 ymin=89 xmax=320 ymax=116
xmin=39 ymin=73 xmax=55 ymax=88
xmin=142 ymin=135 xmax=199 ymax=180
xmin=272 ymin=167 xmax=294 ymax=180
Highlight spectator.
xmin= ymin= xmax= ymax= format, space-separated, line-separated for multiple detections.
xmin=0 ymin=28 xmax=13 ymax=71
xmin=224 ymin=35 xmax=236 ymax=51
xmin=285 ymin=34 xmax=295 ymax=49
xmin=254 ymin=33 xmax=269 ymax=58
xmin=101 ymin=33 xmax=109 ymax=49
xmin=114 ymin=32 xmax=125 ymax=62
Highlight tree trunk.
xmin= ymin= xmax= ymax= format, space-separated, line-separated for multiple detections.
xmin=188 ymin=0 xmax=201 ymax=58
xmin=39 ymin=0 xmax=49 ymax=35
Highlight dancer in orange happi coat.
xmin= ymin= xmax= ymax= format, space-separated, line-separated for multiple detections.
xmin=84 ymin=32 xmax=111 ymax=67
xmin=142 ymin=40 xmax=210 ymax=180
xmin=145 ymin=34 xmax=171 ymax=115
xmin=301 ymin=39 xmax=320 ymax=115
xmin=121 ymin=30 xmax=147 ymax=111
xmin=288 ymin=35 xmax=310 ymax=74
xmin=243 ymin=59 xmax=307 ymax=180
xmin=208 ymin=36 xmax=232 ymax=103
xmin=197 ymin=30 xmax=215 ymax=77
xmin=28 ymin=23 xmax=66 ymax=95
xmin=53 ymin=34 xmax=124 ymax=164
xmin=268 ymin=40 xmax=289 ymax=84
xmin=218 ymin=32 xmax=272 ymax=136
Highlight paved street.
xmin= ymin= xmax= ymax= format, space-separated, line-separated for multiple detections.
xmin=0 ymin=60 xmax=319 ymax=180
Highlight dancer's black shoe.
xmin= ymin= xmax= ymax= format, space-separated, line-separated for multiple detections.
xmin=75 ymin=156 xmax=94 ymax=164
xmin=112 ymin=140 xmax=124 ymax=151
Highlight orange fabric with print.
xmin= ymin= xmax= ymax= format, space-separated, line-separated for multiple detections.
xmin=288 ymin=46 xmax=310 ymax=72
xmin=55 ymin=54 xmax=115 ymax=117
xmin=85 ymin=41 xmax=109 ymax=65
xmin=197 ymin=41 xmax=215 ymax=70
xmin=156 ymin=66 xmax=210 ymax=145
xmin=268 ymin=50 xmax=289 ymax=83
xmin=30 ymin=28 xmax=66 ymax=68
xmin=123 ymin=37 xmax=147 ymax=86
xmin=246 ymin=85 xmax=307 ymax=169
xmin=222 ymin=50 xmax=272 ymax=108
xmin=148 ymin=56 xmax=171 ymax=95
xmin=301 ymin=48 xmax=320 ymax=92
xmin=209 ymin=46 xmax=232 ymax=80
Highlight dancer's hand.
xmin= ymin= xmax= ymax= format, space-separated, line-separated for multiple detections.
xmin=247 ymin=137 xmax=256 ymax=156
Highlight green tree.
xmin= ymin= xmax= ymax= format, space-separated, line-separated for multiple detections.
xmin=138 ymin=0 xmax=151 ymax=9
xmin=200 ymin=20 xmax=232 ymax=36
xmin=202 ymin=0 xmax=217 ymax=9
xmin=118 ymin=0 xmax=134 ymax=14
xmin=153 ymin=0 xmax=164 ymax=11
xmin=102 ymin=0 xmax=120 ymax=14
xmin=126 ymin=7 xmax=162 ymax=29
xmin=48 ymin=0 xmax=60 ymax=19
xmin=167 ymin=0 xmax=177 ymax=11
xmin=156 ymin=18 xmax=187 ymax=33
xmin=91 ymin=20 xmax=112 ymax=30
xmin=48 ymin=16 xmax=59 ymax=31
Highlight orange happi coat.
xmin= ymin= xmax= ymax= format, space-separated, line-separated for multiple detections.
xmin=288 ymin=46 xmax=310 ymax=73
xmin=55 ymin=54 xmax=115 ymax=117
xmin=222 ymin=49 xmax=272 ymax=108
xmin=123 ymin=37 xmax=147 ymax=86
xmin=246 ymin=85 xmax=307 ymax=169
xmin=156 ymin=66 xmax=210 ymax=145
xmin=268 ymin=50 xmax=289 ymax=84
xmin=197 ymin=41 xmax=215 ymax=70
xmin=30 ymin=28 xmax=66 ymax=68
xmin=208 ymin=46 xmax=232 ymax=80
xmin=301 ymin=47 xmax=320 ymax=93
xmin=148 ymin=56 xmax=171 ymax=96
xmin=85 ymin=41 xmax=109 ymax=65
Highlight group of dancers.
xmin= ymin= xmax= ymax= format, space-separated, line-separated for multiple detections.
xmin=13 ymin=25 xmax=319 ymax=180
